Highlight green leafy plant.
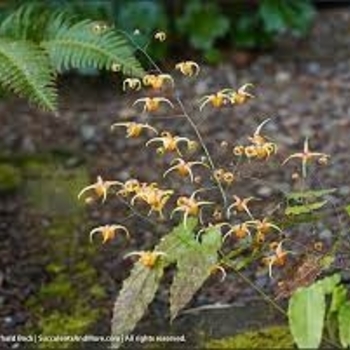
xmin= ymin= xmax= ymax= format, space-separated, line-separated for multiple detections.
xmin=288 ymin=274 xmax=350 ymax=348
xmin=0 ymin=3 xmax=143 ymax=112
xmin=71 ymin=34 xmax=348 ymax=350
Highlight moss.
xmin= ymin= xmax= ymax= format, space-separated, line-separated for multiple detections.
xmin=23 ymin=161 xmax=106 ymax=346
xmin=24 ymin=164 xmax=88 ymax=216
xmin=205 ymin=326 xmax=294 ymax=349
xmin=0 ymin=163 xmax=22 ymax=193
xmin=37 ymin=307 xmax=98 ymax=350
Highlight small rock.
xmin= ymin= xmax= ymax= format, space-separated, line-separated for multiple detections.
xmin=275 ymin=71 xmax=291 ymax=84
xmin=257 ymin=186 xmax=272 ymax=197
xmin=80 ymin=125 xmax=96 ymax=142
xmin=306 ymin=62 xmax=321 ymax=75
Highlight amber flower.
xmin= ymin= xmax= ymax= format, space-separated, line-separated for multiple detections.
xmin=124 ymin=251 xmax=167 ymax=268
xmin=89 ymin=224 xmax=130 ymax=244
xmin=175 ymin=61 xmax=200 ymax=77
xmin=133 ymin=97 xmax=174 ymax=112
xmin=111 ymin=122 xmax=157 ymax=138
xmin=163 ymin=158 xmax=208 ymax=182
xmin=78 ymin=176 xmax=120 ymax=203
xmin=123 ymin=78 xmax=142 ymax=91
xmin=146 ymin=131 xmax=192 ymax=155
xmin=172 ymin=189 xmax=214 ymax=227
xmin=143 ymin=74 xmax=174 ymax=90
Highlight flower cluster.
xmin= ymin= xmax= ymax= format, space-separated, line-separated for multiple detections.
xmin=77 ymin=31 xmax=331 ymax=282
xmin=233 ymin=119 xmax=278 ymax=160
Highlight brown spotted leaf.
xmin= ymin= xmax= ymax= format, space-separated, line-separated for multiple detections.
xmin=169 ymin=225 xmax=222 ymax=321
xmin=111 ymin=262 xmax=164 ymax=349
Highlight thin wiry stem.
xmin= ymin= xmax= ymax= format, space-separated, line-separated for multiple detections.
xmin=176 ymin=96 xmax=228 ymax=208
xmin=122 ymin=30 xmax=228 ymax=208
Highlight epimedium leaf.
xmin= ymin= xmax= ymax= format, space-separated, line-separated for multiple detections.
xmin=288 ymin=284 xmax=325 ymax=349
xmin=285 ymin=200 xmax=328 ymax=216
xmin=111 ymin=262 xmax=164 ymax=349
xmin=155 ymin=218 xmax=198 ymax=264
xmin=338 ymin=301 xmax=350 ymax=348
xmin=286 ymin=188 xmax=336 ymax=202
xmin=169 ymin=226 xmax=222 ymax=321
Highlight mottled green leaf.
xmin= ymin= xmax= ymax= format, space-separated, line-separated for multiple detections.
xmin=339 ymin=302 xmax=350 ymax=348
xmin=315 ymin=273 xmax=340 ymax=295
xmin=169 ymin=226 xmax=222 ymax=321
xmin=288 ymin=284 xmax=325 ymax=349
xmin=111 ymin=263 xmax=163 ymax=349
xmin=285 ymin=200 xmax=327 ymax=216
xmin=155 ymin=218 xmax=198 ymax=264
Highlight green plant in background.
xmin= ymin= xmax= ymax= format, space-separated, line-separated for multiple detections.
xmin=288 ymin=274 xmax=350 ymax=348
xmin=176 ymin=1 xmax=229 ymax=63
xmin=0 ymin=3 xmax=143 ymax=112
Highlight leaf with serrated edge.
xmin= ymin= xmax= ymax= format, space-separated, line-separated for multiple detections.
xmin=169 ymin=226 xmax=222 ymax=321
xmin=111 ymin=263 xmax=163 ymax=349
xmin=288 ymin=284 xmax=325 ymax=349
xmin=339 ymin=301 xmax=350 ymax=348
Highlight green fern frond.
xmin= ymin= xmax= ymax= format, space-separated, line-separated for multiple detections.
xmin=42 ymin=18 xmax=144 ymax=77
xmin=0 ymin=3 xmax=52 ymax=42
xmin=0 ymin=38 xmax=57 ymax=112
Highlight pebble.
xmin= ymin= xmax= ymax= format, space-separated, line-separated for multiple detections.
xmin=80 ymin=125 xmax=97 ymax=142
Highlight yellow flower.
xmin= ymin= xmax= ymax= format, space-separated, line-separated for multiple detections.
xmin=222 ymin=172 xmax=235 ymax=185
xmin=146 ymin=131 xmax=192 ymax=155
xmin=263 ymin=241 xmax=290 ymax=278
xmin=244 ymin=145 xmax=258 ymax=158
xmin=89 ymin=224 xmax=130 ymax=244
xmin=219 ymin=222 xmax=252 ymax=241
xmin=248 ymin=118 xmax=271 ymax=146
xmin=142 ymin=74 xmax=174 ymax=90
xmin=131 ymin=183 xmax=173 ymax=218
xmin=227 ymin=195 xmax=256 ymax=218
xmin=124 ymin=251 xmax=167 ymax=268
xmin=172 ymin=189 xmax=214 ymax=227
xmin=198 ymin=92 xmax=228 ymax=111
xmin=154 ymin=31 xmax=166 ymax=41
xmin=115 ymin=179 xmax=141 ymax=197
xmin=78 ymin=176 xmax=120 ymax=203
xmin=175 ymin=61 xmax=200 ymax=77
xmin=247 ymin=217 xmax=282 ymax=235
xmin=223 ymin=83 xmax=254 ymax=105
xmin=233 ymin=145 xmax=244 ymax=156
xmin=255 ymin=143 xmax=278 ymax=160
xmin=133 ymin=97 xmax=174 ymax=112
xmin=163 ymin=158 xmax=208 ymax=182
xmin=282 ymin=138 xmax=330 ymax=177
xmin=111 ymin=122 xmax=158 ymax=138
xmin=123 ymin=78 xmax=142 ymax=91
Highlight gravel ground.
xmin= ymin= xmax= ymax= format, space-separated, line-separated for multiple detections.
xmin=1 ymin=7 xmax=350 ymax=343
